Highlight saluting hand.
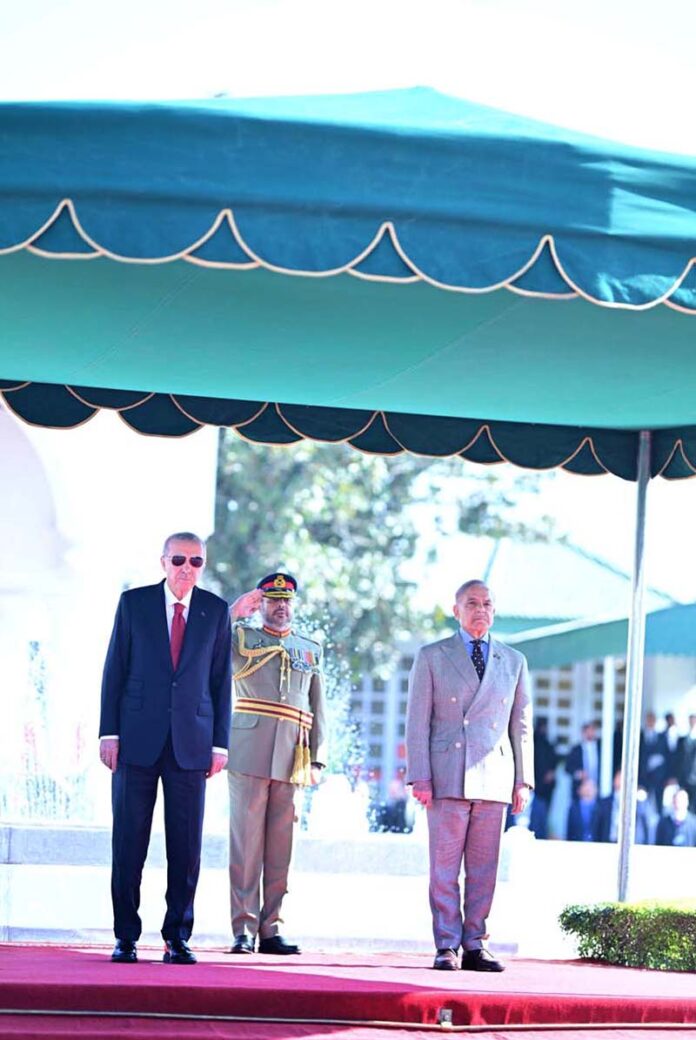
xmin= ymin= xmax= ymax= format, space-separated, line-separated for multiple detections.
xmin=230 ymin=588 xmax=263 ymax=620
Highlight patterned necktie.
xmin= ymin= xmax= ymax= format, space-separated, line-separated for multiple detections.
xmin=471 ymin=638 xmax=486 ymax=681
xmin=171 ymin=602 xmax=186 ymax=669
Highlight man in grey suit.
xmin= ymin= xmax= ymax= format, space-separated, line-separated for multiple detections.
xmin=406 ymin=579 xmax=533 ymax=972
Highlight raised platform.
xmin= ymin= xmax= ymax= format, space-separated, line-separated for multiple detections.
xmin=0 ymin=943 xmax=694 ymax=1040
xmin=4 ymin=823 xmax=696 ymax=959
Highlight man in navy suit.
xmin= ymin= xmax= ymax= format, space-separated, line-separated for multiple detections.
xmin=99 ymin=532 xmax=232 ymax=964
xmin=593 ymin=770 xmax=651 ymax=844
xmin=565 ymin=721 xmax=601 ymax=800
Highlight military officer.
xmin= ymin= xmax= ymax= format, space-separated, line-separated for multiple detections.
xmin=227 ymin=572 xmax=328 ymax=955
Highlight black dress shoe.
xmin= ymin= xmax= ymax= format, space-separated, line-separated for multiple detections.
xmin=111 ymin=939 xmax=137 ymax=963
xmin=163 ymin=939 xmax=197 ymax=964
xmin=230 ymin=934 xmax=255 ymax=954
xmin=258 ymin=935 xmax=301 ymax=955
xmin=433 ymin=948 xmax=458 ymax=970
xmin=461 ymin=948 xmax=504 ymax=972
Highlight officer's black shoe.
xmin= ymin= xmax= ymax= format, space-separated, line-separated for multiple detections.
xmin=230 ymin=934 xmax=255 ymax=954
xmin=258 ymin=935 xmax=301 ymax=955
xmin=111 ymin=939 xmax=137 ymax=963
xmin=163 ymin=939 xmax=197 ymax=964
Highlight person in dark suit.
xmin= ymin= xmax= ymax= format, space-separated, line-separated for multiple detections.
xmin=663 ymin=711 xmax=684 ymax=786
xmin=565 ymin=721 xmax=601 ymax=800
xmin=593 ymin=770 xmax=651 ymax=844
xmin=680 ymin=714 xmax=696 ymax=813
xmin=99 ymin=532 xmax=232 ymax=965
xmin=638 ymin=711 xmax=668 ymax=810
xmin=656 ymin=788 xmax=696 ymax=847
xmin=566 ymin=777 xmax=598 ymax=841
xmin=530 ymin=716 xmax=557 ymax=839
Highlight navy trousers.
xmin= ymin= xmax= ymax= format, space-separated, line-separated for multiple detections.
xmin=111 ymin=734 xmax=206 ymax=941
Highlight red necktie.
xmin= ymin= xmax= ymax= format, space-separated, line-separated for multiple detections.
xmin=171 ymin=602 xmax=186 ymax=669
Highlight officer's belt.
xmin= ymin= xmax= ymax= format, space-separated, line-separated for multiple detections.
xmin=233 ymin=696 xmax=313 ymax=730
xmin=233 ymin=696 xmax=314 ymax=787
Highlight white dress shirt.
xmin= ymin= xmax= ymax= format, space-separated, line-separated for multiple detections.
xmin=163 ymin=582 xmax=193 ymax=634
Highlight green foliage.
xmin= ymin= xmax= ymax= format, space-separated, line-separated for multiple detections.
xmin=209 ymin=436 xmax=426 ymax=675
xmin=559 ymin=901 xmax=696 ymax=972
xmin=208 ymin=433 xmax=553 ymax=677
xmin=208 ymin=433 xmax=553 ymax=777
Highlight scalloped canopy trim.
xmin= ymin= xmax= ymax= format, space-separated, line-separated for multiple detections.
xmin=1 ymin=199 xmax=694 ymax=313
xmin=4 ymin=380 xmax=696 ymax=481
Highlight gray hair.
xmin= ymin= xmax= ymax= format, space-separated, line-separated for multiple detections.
xmin=454 ymin=579 xmax=493 ymax=601
xmin=162 ymin=531 xmax=205 ymax=555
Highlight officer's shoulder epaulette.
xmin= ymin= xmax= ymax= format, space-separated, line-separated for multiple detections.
xmin=232 ymin=619 xmax=256 ymax=633
xmin=232 ymin=620 xmax=268 ymax=642
xmin=291 ymin=630 xmax=322 ymax=650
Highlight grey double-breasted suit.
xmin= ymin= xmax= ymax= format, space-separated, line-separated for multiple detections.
xmin=227 ymin=623 xmax=328 ymax=941
xmin=406 ymin=632 xmax=533 ymax=800
xmin=406 ymin=631 xmax=533 ymax=951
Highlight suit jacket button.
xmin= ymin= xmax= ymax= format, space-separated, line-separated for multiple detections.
xmin=463 ymin=719 xmax=469 ymax=726
xmin=450 ymin=697 xmax=457 ymax=702
xmin=172 ymin=681 xmax=177 ymax=688
xmin=455 ymin=741 xmax=462 ymax=748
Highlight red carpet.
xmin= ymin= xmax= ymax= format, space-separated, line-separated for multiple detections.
xmin=0 ymin=943 xmax=694 ymax=1038
xmin=0 ymin=1023 xmax=692 ymax=1040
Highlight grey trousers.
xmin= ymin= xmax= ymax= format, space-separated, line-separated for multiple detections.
xmin=427 ymin=797 xmax=506 ymax=951
xmin=228 ymin=770 xmax=298 ymax=940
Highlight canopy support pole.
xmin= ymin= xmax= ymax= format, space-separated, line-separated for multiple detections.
xmin=617 ymin=430 xmax=651 ymax=903
xmin=600 ymin=656 xmax=616 ymax=797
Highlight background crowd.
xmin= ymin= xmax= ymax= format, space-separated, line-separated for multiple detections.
xmin=531 ymin=711 xmax=696 ymax=847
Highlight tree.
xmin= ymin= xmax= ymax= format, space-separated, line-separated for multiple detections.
xmin=207 ymin=432 xmax=554 ymax=677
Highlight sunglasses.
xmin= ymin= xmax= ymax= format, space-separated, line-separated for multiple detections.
xmin=166 ymin=555 xmax=205 ymax=568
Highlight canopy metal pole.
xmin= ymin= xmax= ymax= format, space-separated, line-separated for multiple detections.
xmin=600 ymin=656 xmax=616 ymax=797
xmin=617 ymin=430 xmax=651 ymax=903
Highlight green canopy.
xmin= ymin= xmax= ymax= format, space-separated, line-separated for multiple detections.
xmin=507 ymin=602 xmax=696 ymax=669
xmin=1 ymin=89 xmax=696 ymax=478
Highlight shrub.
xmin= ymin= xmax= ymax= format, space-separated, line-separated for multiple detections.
xmin=559 ymin=900 xmax=696 ymax=972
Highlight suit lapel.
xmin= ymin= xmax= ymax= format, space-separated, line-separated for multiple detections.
xmin=146 ymin=581 xmax=173 ymax=673
xmin=466 ymin=635 xmax=505 ymax=709
xmin=441 ymin=632 xmax=479 ymax=693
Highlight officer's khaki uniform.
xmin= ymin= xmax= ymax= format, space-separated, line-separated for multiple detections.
xmin=227 ymin=623 xmax=328 ymax=941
